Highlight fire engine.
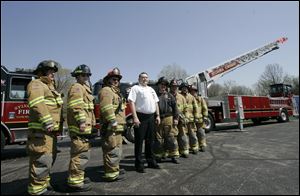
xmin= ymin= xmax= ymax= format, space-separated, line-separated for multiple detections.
xmin=1 ymin=65 xmax=35 ymax=150
xmin=185 ymin=37 xmax=294 ymax=132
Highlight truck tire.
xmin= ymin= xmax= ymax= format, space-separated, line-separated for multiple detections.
xmin=278 ymin=110 xmax=289 ymax=122
xmin=204 ymin=113 xmax=215 ymax=133
xmin=252 ymin=118 xmax=261 ymax=125
xmin=1 ymin=131 xmax=5 ymax=151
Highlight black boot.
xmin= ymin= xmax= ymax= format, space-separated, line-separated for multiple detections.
xmin=171 ymin=157 xmax=179 ymax=164
xmin=200 ymin=146 xmax=206 ymax=152
xmin=67 ymin=183 xmax=92 ymax=192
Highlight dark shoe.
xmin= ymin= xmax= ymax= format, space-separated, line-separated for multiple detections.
xmin=200 ymin=146 xmax=206 ymax=152
xmin=181 ymin=154 xmax=189 ymax=158
xmin=155 ymin=158 xmax=162 ymax=163
xmin=119 ymin=168 xmax=126 ymax=175
xmin=192 ymin=150 xmax=198 ymax=155
xmin=171 ymin=157 xmax=179 ymax=164
xmin=47 ymin=183 xmax=53 ymax=191
xmin=148 ymin=162 xmax=161 ymax=169
xmin=136 ymin=166 xmax=145 ymax=173
xmin=67 ymin=183 xmax=92 ymax=192
xmin=41 ymin=189 xmax=58 ymax=195
xmin=84 ymin=177 xmax=91 ymax=184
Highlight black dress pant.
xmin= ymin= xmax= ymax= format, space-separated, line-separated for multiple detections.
xmin=134 ymin=112 xmax=156 ymax=168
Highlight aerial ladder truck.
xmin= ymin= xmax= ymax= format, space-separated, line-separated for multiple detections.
xmin=185 ymin=37 xmax=293 ymax=132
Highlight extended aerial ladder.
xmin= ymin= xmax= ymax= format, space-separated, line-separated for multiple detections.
xmin=185 ymin=37 xmax=288 ymax=98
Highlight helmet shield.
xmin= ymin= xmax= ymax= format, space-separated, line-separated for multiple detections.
xmin=71 ymin=64 xmax=92 ymax=77
xmin=156 ymin=77 xmax=169 ymax=86
xmin=34 ymin=60 xmax=59 ymax=75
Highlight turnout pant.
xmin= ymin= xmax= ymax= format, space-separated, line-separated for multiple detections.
xmin=153 ymin=116 xmax=179 ymax=158
xmin=27 ymin=130 xmax=57 ymax=195
xmin=102 ymin=131 xmax=123 ymax=181
xmin=187 ymin=122 xmax=199 ymax=151
xmin=177 ymin=121 xmax=189 ymax=156
xmin=68 ymin=134 xmax=90 ymax=187
xmin=196 ymin=122 xmax=207 ymax=147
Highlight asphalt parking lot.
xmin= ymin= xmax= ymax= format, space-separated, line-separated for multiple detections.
xmin=1 ymin=119 xmax=299 ymax=195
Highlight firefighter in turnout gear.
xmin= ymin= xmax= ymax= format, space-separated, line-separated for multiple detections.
xmin=67 ymin=64 xmax=95 ymax=192
xmin=153 ymin=77 xmax=180 ymax=164
xmin=27 ymin=60 xmax=63 ymax=195
xmin=189 ymin=85 xmax=208 ymax=152
xmin=98 ymin=67 xmax=126 ymax=182
xmin=179 ymin=82 xmax=199 ymax=154
xmin=170 ymin=79 xmax=190 ymax=158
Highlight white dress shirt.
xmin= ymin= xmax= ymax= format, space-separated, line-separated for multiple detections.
xmin=128 ymin=84 xmax=159 ymax=114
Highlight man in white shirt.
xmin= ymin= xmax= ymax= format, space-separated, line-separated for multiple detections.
xmin=128 ymin=72 xmax=161 ymax=173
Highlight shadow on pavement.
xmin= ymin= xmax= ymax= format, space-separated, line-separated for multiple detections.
xmin=214 ymin=120 xmax=280 ymax=132
xmin=1 ymin=148 xmax=28 ymax=160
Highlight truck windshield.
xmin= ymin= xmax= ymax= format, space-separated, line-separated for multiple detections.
xmin=10 ymin=77 xmax=32 ymax=100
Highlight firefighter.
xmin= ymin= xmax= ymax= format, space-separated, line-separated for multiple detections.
xmin=189 ymin=85 xmax=208 ymax=152
xmin=98 ymin=67 xmax=126 ymax=182
xmin=153 ymin=77 xmax=180 ymax=164
xmin=179 ymin=82 xmax=199 ymax=154
xmin=66 ymin=64 xmax=95 ymax=192
xmin=170 ymin=79 xmax=190 ymax=158
xmin=27 ymin=60 xmax=63 ymax=195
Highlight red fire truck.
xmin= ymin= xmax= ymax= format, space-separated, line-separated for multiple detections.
xmin=1 ymin=65 xmax=35 ymax=150
xmin=185 ymin=37 xmax=294 ymax=132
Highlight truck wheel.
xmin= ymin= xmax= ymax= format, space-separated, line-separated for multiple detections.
xmin=1 ymin=131 xmax=5 ymax=151
xmin=124 ymin=125 xmax=135 ymax=143
xmin=252 ymin=118 xmax=261 ymax=125
xmin=204 ymin=113 xmax=215 ymax=133
xmin=278 ymin=110 xmax=289 ymax=122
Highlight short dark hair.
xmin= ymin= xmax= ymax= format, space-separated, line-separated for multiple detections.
xmin=138 ymin=72 xmax=148 ymax=78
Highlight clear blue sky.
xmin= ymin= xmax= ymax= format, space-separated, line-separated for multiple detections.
xmin=1 ymin=1 xmax=299 ymax=87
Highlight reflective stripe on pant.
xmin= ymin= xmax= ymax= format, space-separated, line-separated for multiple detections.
xmin=177 ymin=121 xmax=189 ymax=155
xmin=153 ymin=116 xmax=179 ymax=158
xmin=102 ymin=131 xmax=123 ymax=180
xmin=187 ymin=122 xmax=199 ymax=151
xmin=196 ymin=123 xmax=207 ymax=147
xmin=27 ymin=130 xmax=57 ymax=195
xmin=68 ymin=135 xmax=90 ymax=187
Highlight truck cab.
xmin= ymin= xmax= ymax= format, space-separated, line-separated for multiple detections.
xmin=1 ymin=65 xmax=35 ymax=150
xmin=269 ymin=83 xmax=292 ymax=98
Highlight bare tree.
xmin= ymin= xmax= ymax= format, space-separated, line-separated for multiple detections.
xmin=284 ymin=74 xmax=299 ymax=95
xmin=222 ymin=80 xmax=237 ymax=95
xmin=55 ymin=65 xmax=75 ymax=95
xmin=292 ymin=76 xmax=299 ymax=95
xmin=230 ymin=85 xmax=253 ymax=95
xmin=207 ymin=83 xmax=223 ymax=97
xmin=54 ymin=65 xmax=75 ymax=122
xmin=220 ymin=80 xmax=254 ymax=96
xmin=208 ymin=80 xmax=254 ymax=98
xmin=255 ymin=63 xmax=290 ymax=95
xmin=157 ymin=63 xmax=189 ymax=80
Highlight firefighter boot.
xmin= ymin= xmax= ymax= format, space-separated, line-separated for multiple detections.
xmin=171 ymin=157 xmax=179 ymax=164
xmin=200 ymin=145 xmax=206 ymax=152
xmin=67 ymin=183 xmax=92 ymax=192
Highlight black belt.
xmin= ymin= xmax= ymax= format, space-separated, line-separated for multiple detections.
xmin=137 ymin=112 xmax=155 ymax=117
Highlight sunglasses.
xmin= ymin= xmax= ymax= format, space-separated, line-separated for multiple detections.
xmin=80 ymin=73 xmax=90 ymax=77
xmin=111 ymin=77 xmax=120 ymax=81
